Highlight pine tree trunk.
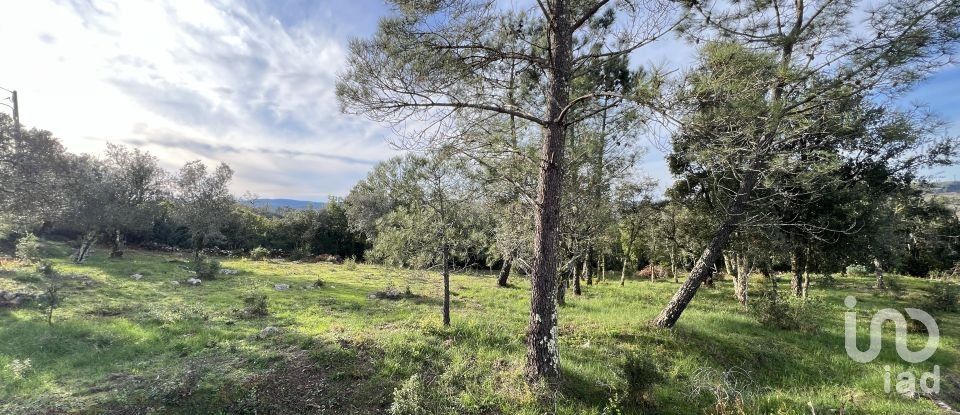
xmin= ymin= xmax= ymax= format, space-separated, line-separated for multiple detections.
xmin=497 ymin=256 xmax=512 ymax=287
xmin=526 ymin=0 xmax=570 ymax=383
xmin=443 ymin=243 xmax=451 ymax=326
xmin=652 ymin=169 xmax=759 ymax=328
xmin=873 ymin=257 xmax=885 ymax=289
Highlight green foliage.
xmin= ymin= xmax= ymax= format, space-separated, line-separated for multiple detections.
xmin=389 ymin=374 xmax=436 ymax=415
xmin=15 ymin=234 xmax=41 ymax=264
xmin=249 ymin=246 xmax=270 ymax=261
xmin=748 ymin=288 xmax=820 ymax=332
xmin=846 ymin=264 xmax=869 ymax=278
xmin=343 ymin=256 xmax=358 ymax=270
xmin=240 ymin=293 xmax=269 ymax=317
xmin=620 ymin=353 xmax=664 ymax=407
xmin=36 ymin=262 xmax=63 ymax=325
xmin=923 ymin=281 xmax=959 ymax=312
xmin=193 ymin=257 xmax=221 ymax=280
xmin=1 ymin=245 xmax=957 ymax=415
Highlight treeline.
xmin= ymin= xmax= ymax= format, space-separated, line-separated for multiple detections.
xmin=0 ymin=113 xmax=364 ymax=262
xmin=332 ymin=0 xmax=960 ymax=382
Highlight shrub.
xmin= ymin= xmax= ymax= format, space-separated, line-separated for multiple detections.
xmin=241 ymin=293 xmax=269 ymax=317
xmin=620 ymin=353 xmax=664 ymax=406
xmin=194 ymin=257 xmax=221 ymax=280
xmin=818 ymin=273 xmax=837 ymax=288
xmin=884 ymin=275 xmax=904 ymax=298
xmin=690 ymin=367 xmax=754 ymax=415
xmin=15 ymin=234 xmax=41 ymax=264
xmin=846 ymin=264 xmax=869 ymax=278
xmin=748 ymin=288 xmax=820 ymax=332
xmin=36 ymin=262 xmax=63 ymax=325
xmin=923 ymin=281 xmax=959 ymax=312
xmin=343 ymin=256 xmax=358 ymax=271
xmin=389 ymin=373 xmax=456 ymax=415
xmin=249 ymin=246 xmax=270 ymax=261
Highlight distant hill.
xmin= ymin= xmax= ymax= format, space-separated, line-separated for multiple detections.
xmin=926 ymin=181 xmax=960 ymax=216
xmin=252 ymin=198 xmax=327 ymax=210
xmin=928 ymin=181 xmax=960 ymax=194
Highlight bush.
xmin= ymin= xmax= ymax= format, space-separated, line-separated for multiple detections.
xmin=240 ymin=293 xmax=269 ymax=317
xmin=620 ymin=353 xmax=664 ymax=407
xmin=923 ymin=281 xmax=959 ymax=312
xmin=846 ymin=264 xmax=869 ymax=278
xmin=249 ymin=246 xmax=269 ymax=261
xmin=15 ymin=234 xmax=41 ymax=263
xmin=748 ymin=288 xmax=820 ymax=332
xmin=818 ymin=273 xmax=837 ymax=288
xmin=390 ymin=374 xmax=441 ymax=415
xmin=194 ymin=257 xmax=221 ymax=280
xmin=343 ymin=256 xmax=358 ymax=270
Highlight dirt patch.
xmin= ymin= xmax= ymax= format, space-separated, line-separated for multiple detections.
xmin=236 ymin=344 xmax=392 ymax=414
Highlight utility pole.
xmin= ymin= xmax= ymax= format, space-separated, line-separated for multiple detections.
xmin=0 ymin=86 xmax=19 ymax=139
xmin=11 ymin=90 xmax=19 ymax=135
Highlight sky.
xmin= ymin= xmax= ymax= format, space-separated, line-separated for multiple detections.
xmin=0 ymin=0 xmax=958 ymax=200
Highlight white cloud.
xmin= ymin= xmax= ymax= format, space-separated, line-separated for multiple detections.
xmin=0 ymin=0 xmax=397 ymax=199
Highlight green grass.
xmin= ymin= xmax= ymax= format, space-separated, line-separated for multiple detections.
xmin=1 ymin=245 xmax=958 ymax=414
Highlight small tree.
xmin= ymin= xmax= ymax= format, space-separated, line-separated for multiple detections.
xmin=37 ymin=262 xmax=62 ymax=326
xmin=174 ymin=161 xmax=234 ymax=263
xmin=365 ymin=152 xmax=482 ymax=326
xmin=15 ymin=233 xmax=41 ymax=264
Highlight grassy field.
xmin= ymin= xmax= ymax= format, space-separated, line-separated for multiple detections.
xmin=1 ymin=245 xmax=958 ymax=414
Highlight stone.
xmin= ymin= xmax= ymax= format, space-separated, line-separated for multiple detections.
xmin=170 ymin=281 xmax=180 ymax=286
xmin=2 ymin=292 xmax=16 ymax=301
xmin=220 ymin=269 xmax=238 ymax=275
xmin=274 ymin=284 xmax=290 ymax=291
xmin=187 ymin=278 xmax=202 ymax=286
xmin=131 ymin=274 xmax=144 ymax=280
xmin=258 ymin=326 xmax=281 ymax=338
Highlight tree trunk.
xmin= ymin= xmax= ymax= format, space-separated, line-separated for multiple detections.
xmin=652 ymin=170 xmax=759 ymax=328
xmin=600 ymin=255 xmax=605 ymax=283
xmin=109 ymin=230 xmax=123 ymax=258
xmin=873 ymin=257 xmax=885 ymax=289
xmin=760 ymin=265 xmax=776 ymax=289
xmin=790 ymin=247 xmax=806 ymax=297
xmin=442 ymin=243 xmax=451 ymax=326
xmin=620 ymin=258 xmax=628 ymax=287
xmin=584 ymin=250 xmax=593 ymax=285
xmin=670 ymin=249 xmax=678 ymax=283
xmin=724 ymin=253 xmax=736 ymax=279
xmin=193 ymin=233 xmax=206 ymax=264
xmin=74 ymin=231 xmax=98 ymax=264
xmin=734 ymin=254 xmax=750 ymax=306
xmin=526 ymin=0 xmax=571 ymax=383
xmin=557 ymin=261 xmax=568 ymax=306
xmin=574 ymin=259 xmax=583 ymax=296
xmin=497 ymin=256 xmax=512 ymax=287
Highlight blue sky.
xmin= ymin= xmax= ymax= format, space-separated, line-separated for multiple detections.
xmin=0 ymin=0 xmax=957 ymax=200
